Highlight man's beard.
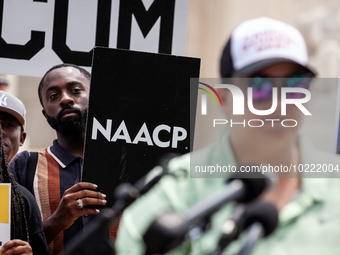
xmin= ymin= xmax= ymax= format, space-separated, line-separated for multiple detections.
xmin=46 ymin=105 xmax=87 ymax=136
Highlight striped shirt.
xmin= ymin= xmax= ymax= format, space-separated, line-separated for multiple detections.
xmin=10 ymin=139 xmax=96 ymax=255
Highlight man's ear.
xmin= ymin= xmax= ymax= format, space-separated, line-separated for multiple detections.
xmin=20 ymin=131 xmax=27 ymax=146
xmin=216 ymin=88 xmax=228 ymax=104
xmin=42 ymin=109 xmax=47 ymax=119
xmin=216 ymin=88 xmax=232 ymax=117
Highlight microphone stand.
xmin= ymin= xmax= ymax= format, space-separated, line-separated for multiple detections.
xmin=63 ymin=183 xmax=139 ymax=255
xmin=238 ymin=223 xmax=264 ymax=255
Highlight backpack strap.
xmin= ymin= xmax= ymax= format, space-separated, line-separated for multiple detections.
xmin=26 ymin=152 xmax=38 ymax=196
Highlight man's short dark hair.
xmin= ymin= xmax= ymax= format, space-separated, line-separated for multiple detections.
xmin=38 ymin=63 xmax=91 ymax=107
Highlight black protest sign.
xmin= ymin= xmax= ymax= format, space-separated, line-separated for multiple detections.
xmin=82 ymin=47 xmax=200 ymax=207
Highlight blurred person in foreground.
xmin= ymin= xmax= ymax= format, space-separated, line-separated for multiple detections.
xmin=0 ymin=91 xmax=49 ymax=255
xmin=115 ymin=17 xmax=340 ymax=255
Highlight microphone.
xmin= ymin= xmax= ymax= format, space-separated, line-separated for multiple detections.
xmin=215 ymin=201 xmax=278 ymax=255
xmin=213 ymin=204 xmax=247 ymax=254
xmin=143 ymin=172 xmax=272 ymax=255
xmin=134 ymin=153 xmax=179 ymax=195
xmin=237 ymin=201 xmax=278 ymax=255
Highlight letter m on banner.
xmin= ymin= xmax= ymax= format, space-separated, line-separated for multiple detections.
xmin=117 ymin=0 xmax=175 ymax=54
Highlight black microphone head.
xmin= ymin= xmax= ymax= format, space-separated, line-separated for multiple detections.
xmin=158 ymin=153 xmax=181 ymax=173
xmin=228 ymin=172 xmax=271 ymax=203
xmin=134 ymin=153 xmax=179 ymax=194
xmin=114 ymin=183 xmax=139 ymax=203
xmin=143 ymin=212 xmax=185 ymax=255
xmin=244 ymin=201 xmax=278 ymax=237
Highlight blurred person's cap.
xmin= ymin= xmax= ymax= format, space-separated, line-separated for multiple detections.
xmin=0 ymin=77 xmax=9 ymax=86
xmin=220 ymin=17 xmax=315 ymax=77
xmin=0 ymin=91 xmax=26 ymax=129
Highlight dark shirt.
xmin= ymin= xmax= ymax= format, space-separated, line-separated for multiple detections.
xmin=18 ymin=184 xmax=50 ymax=255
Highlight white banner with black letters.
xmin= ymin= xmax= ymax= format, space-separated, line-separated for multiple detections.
xmin=0 ymin=0 xmax=188 ymax=77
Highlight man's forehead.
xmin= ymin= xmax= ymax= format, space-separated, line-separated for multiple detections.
xmin=250 ymin=62 xmax=308 ymax=77
xmin=43 ymin=67 xmax=89 ymax=89
xmin=0 ymin=111 xmax=19 ymax=122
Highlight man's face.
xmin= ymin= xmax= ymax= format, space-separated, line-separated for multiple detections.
xmin=219 ymin=62 xmax=311 ymax=144
xmin=0 ymin=83 xmax=7 ymax=91
xmin=0 ymin=112 xmax=26 ymax=162
xmin=41 ymin=67 xmax=90 ymax=136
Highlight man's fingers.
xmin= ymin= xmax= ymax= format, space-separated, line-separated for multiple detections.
xmin=76 ymin=189 xmax=106 ymax=199
xmin=65 ymin=182 xmax=98 ymax=194
xmin=72 ymin=189 xmax=106 ymax=200
xmin=80 ymin=197 xmax=107 ymax=207
xmin=1 ymin=240 xmax=31 ymax=255
xmin=3 ymin=246 xmax=23 ymax=255
xmin=79 ymin=208 xmax=101 ymax=217
xmin=3 ymin=246 xmax=31 ymax=255
xmin=2 ymin=240 xmax=24 ymax=251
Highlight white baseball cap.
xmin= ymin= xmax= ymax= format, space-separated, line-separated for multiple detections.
xmin=0 ymin=91 xmax=26 ymax=129
xmin=220 ymin=17 xmax=315 ymax=77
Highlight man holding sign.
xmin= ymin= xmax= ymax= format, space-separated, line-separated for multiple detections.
xmin=10 ymin=64 xmax=107 ymax=255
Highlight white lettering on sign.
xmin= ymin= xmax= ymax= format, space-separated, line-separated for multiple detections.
xmin=213 ymin=84 xmax=312 ymax=116
xmin=91 ymin=117 xmax=187 ymax=148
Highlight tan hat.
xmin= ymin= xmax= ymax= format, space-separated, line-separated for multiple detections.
xmin=0 ymin=91 xmax=26 ymax=129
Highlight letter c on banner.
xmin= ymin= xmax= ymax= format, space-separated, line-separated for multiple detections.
xmin=0 ymin=0 xmax=46 ymax=60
